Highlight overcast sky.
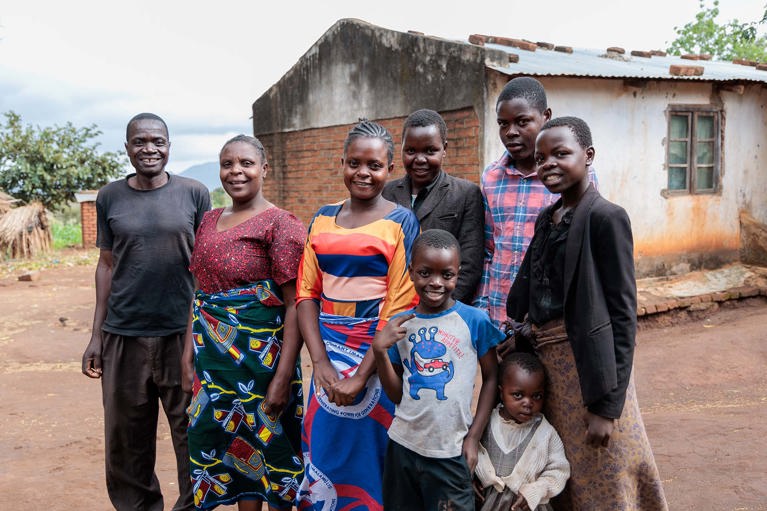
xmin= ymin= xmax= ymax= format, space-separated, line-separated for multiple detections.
xmin=0 ymin=0 xmax=763 ymax=174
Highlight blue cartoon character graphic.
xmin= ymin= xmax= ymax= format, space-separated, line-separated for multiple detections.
xmin=403 ymin=326 xmax=454 ymax=400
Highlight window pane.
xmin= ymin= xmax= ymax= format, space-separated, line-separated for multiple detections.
xmin=697 ymin=115 xmax=714 ymax=139
xmin=669 ymin=141 xmax=688 ymax=164
xmin=696 ymin=141 xmax=714 ymax=164
xmin=696 ymin=166 xmax=714 ymax=190
xmin=670 ymin=115 xmax=689 ymax=139
xmin=668 ymin=166 xmax=687 ymax=190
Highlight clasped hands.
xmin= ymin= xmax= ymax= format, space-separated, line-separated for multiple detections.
xmin=312 ymin=358 xmax=367 ymax=406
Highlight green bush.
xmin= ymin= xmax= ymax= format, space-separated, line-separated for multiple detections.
xmin=210 ymin=187 xmax=231 ymax=208
xmin=48 ymin=202 xmax=82 ymax=249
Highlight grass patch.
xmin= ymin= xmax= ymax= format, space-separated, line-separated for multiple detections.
xmin=52 ymin=222 xmax=82 ymax=249
xmin=49 ymin=203 xmax=83 ymax=249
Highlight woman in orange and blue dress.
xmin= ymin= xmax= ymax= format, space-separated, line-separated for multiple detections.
xmin=296 ymin=121 xmax=419 ymax=510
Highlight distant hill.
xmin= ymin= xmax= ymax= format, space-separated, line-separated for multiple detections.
xmin=177 ymin=162 xmax=220 ymax=190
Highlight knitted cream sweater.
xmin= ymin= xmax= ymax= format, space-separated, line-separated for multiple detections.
xmin=475 ymin=407 xmax=570 ymax=510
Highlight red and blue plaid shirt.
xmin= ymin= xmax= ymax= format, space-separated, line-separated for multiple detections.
xmin=475 ymin=152 xmax=597 ymax=324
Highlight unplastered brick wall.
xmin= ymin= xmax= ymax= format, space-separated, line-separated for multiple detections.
xmin=80 ymin=200 xmax=97 ymax=247
xmin=258 ymin=107 xmax=481 ymax=226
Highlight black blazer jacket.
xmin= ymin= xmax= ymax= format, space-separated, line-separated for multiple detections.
xmin=382 ymin=170 xmax=484 ymax=303
xmin=506 ymin=185 xmax=637 ymax=419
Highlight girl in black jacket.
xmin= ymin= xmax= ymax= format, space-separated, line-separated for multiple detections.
xmin=506 ymin=117 xmax=668 ymax=510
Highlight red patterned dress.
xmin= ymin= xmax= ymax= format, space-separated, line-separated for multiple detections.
xmin=187 ymin=207 xmax=307 ymax=510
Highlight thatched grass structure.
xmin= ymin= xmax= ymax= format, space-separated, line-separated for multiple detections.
xmin=0 ymin=191 xmax=16 ymax=215
xmin=0 ymin=202 xmax=51 ymax=258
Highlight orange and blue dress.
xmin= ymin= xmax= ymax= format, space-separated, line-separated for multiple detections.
xmin=296 ymin=202 xmax=419 ymax=511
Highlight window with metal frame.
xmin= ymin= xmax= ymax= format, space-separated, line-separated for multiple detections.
xmin=666 ymin=106 xmax=720 ymax=194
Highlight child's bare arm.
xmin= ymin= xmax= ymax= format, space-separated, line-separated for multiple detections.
xmin=372 ymin=313 xmax=414 ymax=404
xmin=463 ymin=347 xmax=499 ymax=472
xmin=298 ymin=300 xmax=340 ymax=402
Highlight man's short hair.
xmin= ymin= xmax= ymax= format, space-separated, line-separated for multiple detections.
xmin=126 ymin=113 xmax=169 ymax=140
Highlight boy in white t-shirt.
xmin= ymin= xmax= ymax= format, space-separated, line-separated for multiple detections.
xmin=373 ymin=229 xmax=502 ymax=510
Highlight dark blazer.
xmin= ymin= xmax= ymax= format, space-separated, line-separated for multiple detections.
xmin=506 ymin=185 xmax=636 ymax=419
xmin=382 ymin=170 xmax=484 ymax=304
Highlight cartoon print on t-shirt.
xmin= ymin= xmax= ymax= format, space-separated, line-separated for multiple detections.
xmin=402 ymin=326 xmax=454 ymax=400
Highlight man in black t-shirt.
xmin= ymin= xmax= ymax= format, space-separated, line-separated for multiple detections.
xmin=82 ymin=113 xmax=210 ymax=511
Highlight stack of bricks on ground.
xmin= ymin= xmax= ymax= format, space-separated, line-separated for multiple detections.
xmin=637 ymin=285 xmax=767 ymax=317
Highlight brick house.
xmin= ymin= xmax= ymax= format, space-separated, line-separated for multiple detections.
xmin=75 ymin=191 xmax=98 ymax=247
xmin=252 ymin=19 xmax=767 ymax=277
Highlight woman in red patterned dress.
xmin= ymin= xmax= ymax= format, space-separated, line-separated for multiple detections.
xmin=181 ymin=135 xmax=306 ymax=510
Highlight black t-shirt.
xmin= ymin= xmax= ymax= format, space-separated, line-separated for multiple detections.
xmin=96 ymin=173 xmax=210 ymax=336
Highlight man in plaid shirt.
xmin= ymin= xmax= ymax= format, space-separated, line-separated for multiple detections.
xmin=475 ymin=77 xmax=596 ymax=325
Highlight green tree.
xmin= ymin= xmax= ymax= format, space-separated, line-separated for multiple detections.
xmin=668 ymin=1 xmax=767 ymax=62
xmin=0 ymin=111 xmax=125 ymax=210
xmin=209 ymin=187 xmax=232 ymax=208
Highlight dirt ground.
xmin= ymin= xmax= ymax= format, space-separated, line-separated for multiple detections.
xmin=1 ymin=256 xmax=766 ymax=510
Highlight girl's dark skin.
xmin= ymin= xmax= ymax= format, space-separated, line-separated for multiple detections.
xmin=337 ymin=137 xmax=396 ymax=227
xmin=535 ymin=125 xmax=594 ymax=224
xmin=401 ymin=124 xmax=446 ymax=195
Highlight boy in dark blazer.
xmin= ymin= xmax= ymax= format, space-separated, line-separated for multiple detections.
xmin=383 ymin=109 xmax=484 ymax=303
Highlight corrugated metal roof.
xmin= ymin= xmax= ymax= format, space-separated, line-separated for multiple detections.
xmin=478 ymin=43 xmax=767 ymax=83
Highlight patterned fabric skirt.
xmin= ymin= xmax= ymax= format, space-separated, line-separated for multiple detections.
xmin=299 ymin=313 xmax=395 ymax=511
xmin=187 ymin=281 xmax=304 ymax=510
xmin=533 ymin=322 xmax=668 ymax=511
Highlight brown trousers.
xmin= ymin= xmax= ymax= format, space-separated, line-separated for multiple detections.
xmin=101 ymin=332 xmax=194 ymax=511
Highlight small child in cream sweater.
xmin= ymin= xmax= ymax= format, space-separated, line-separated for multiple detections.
xmin=475 ymin=352 xmax=569 ymax=511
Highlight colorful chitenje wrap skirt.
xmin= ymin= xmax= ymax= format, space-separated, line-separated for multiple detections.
xmin=531 ymin=320 xmax=668 ymax=511
xmin=299 ymin=313 xmax=395 ymax=511
xmin=187 ymin=280 xmax=304 ymax=510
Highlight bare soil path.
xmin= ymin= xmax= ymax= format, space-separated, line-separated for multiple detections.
xmin=1 ymin=256 xmax=765 ymax=510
